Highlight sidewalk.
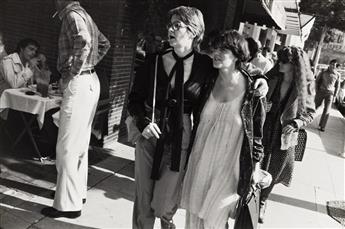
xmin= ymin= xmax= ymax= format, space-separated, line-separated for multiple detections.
xmin=0 ymin=108 xmax=344 ymax=229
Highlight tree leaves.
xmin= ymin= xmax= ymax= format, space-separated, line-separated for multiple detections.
xmin=300 ymin=0 xmax=345 ymax=31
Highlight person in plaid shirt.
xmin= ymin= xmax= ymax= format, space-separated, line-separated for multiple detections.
xmin=41 ymin=0 xmax=110 ymax=219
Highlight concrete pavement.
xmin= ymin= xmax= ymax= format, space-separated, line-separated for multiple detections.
xmin=0 ymin=107 xmax=344 ymax=229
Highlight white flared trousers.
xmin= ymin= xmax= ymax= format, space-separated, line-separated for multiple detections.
xmin=53 ymin=73 xmax=100 ymax=211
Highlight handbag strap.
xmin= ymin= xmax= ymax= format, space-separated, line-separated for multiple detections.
xmin=151 ymin=55 xmax=158 ymax=122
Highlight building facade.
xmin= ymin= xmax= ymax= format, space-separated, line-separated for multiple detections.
xmin=0 ymin=0 xmax=293 ymax=147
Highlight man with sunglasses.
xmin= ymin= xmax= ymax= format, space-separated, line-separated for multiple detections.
xmin=315 ymin=59 xmax=341 ymax=131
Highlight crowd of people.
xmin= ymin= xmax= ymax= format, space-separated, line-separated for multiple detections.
xmin=128 ymin=5 xmax=317 ymax=229
xmin=0 ymin=1 xmax=342 ymax=228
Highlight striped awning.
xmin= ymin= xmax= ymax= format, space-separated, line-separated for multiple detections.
xmin=279 ymin=11 xmax=315 ymax=37
xmin=241 ymin=0 xmax=286 ymax=30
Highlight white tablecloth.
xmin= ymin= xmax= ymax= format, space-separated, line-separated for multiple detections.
xmin=0 ymin=88 xmax=62 ymax=128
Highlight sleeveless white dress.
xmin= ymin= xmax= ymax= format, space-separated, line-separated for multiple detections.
xmin=180 ymin=91 xmax=245 ymax=229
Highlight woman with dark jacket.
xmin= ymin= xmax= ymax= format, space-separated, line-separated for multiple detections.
xmin=259 ymin=46 xmax=316 ymax=223
xmin=128 ymin=6 xmax=214 ymax=229
xmin=180 ymin=30 xmax=266 ymax=228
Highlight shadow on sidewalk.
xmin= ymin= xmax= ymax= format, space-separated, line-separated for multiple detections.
xmin=270 ymin=193 xmax=328 ymax=214
xmin=0 ymin=193 xmax=95 ymax=229
xmin=90 ymin=146 xmax=135 ymax=179
xmin=0 ymin=155 xmax=57 ymax=183
xmin=308 ymin=114 xmax=344 ymax=158
xmin=0 ymin=177 xmax=52 ymax=197
xmin=1 ymin=143 xmax=135 ymax=204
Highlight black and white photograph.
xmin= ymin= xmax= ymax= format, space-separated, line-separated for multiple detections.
xmin=0 ymin=0 xmax=344 ymax=228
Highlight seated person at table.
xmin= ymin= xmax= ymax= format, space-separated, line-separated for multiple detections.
xmin=0 ymin=38 xmax=54 ymax=156
xmin=0 ymin=38 xmax=48 ymax=96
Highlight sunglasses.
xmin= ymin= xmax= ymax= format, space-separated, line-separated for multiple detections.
xmin=166 ymin=21 xmax=188 ymax=31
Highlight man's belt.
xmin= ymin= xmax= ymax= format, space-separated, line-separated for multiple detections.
xmin=80 ymin=69 xmax=95 ymax=75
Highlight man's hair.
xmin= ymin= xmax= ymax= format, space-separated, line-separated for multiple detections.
xmin=246 ymin=37 xmax=259 ymax=62
xmin=262 ymin=47 xmax=269 ymax=52
xmin=16 ymin=38 xmax=40 ymax=53
xmin=168 ymin=6 xmax=205 ymax=51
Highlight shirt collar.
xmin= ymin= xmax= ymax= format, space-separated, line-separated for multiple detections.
xmin=10 ymin=53 xmax=23 ymax=65
xmin=58 ymin=1 xmax=81 ymax=20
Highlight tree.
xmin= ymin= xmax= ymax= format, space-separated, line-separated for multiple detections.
xmin=300 ymin=0 xmax=345 ymax=66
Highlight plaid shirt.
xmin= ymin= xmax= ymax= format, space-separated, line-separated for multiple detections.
xmin=57 ymin=2 xmax=110 ymax=77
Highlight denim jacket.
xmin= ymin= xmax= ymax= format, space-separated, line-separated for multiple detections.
xmin=188 ymin=68 xmax=267 ymax=196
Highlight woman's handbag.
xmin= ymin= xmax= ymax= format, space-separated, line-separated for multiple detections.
xmin=234 ymin=186 xmax=260 ymax=229
xmin=126 ymin=55 xmax=158 ymax=144
xmin=294 ymin=128 xmax=307 ymax=161
xmin=234 ymin=170 xmax=272 ymax=229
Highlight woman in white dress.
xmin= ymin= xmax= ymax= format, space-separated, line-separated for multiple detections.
xmin=180 ymin=30 xmax=266 ymax=228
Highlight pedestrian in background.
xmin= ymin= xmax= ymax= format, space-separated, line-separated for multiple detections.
xmin=259 ymin=46 xmax=315 ymax=224
xmin=315 ymin=59 xmax=341 ymax=131
xmin=180 ymin=30 xmax=266 ymax=229
xmin=41 ymin=0 xmax=110 ymax=218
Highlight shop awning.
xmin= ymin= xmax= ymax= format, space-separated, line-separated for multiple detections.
xmin=279 ymin=11 xmax=315 ymax=37
xmin=241 ymin=0 xmax=286 ymax=30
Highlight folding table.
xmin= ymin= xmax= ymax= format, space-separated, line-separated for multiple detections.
xmin=0 ymin=87 xmax=62 ymax=162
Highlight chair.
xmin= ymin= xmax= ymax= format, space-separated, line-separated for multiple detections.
xmin=90 ymin=97 xmax=112 ymax=147
xmin=94 ymin=97 xmax=112 ymax=118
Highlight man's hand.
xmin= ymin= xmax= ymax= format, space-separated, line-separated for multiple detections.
xmin=142 ymin=122 xmax=161 ymax=139
xmin=37 ymin=54 xmax=47 ymax=63
xmin=253 ymin=78 xmax=268 ymax=98
xmin=29 ymin=57 xmax=40 ymax=69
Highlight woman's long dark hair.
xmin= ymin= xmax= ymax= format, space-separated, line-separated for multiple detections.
xmin=277 ymin=46 xmax=314 ymax=112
